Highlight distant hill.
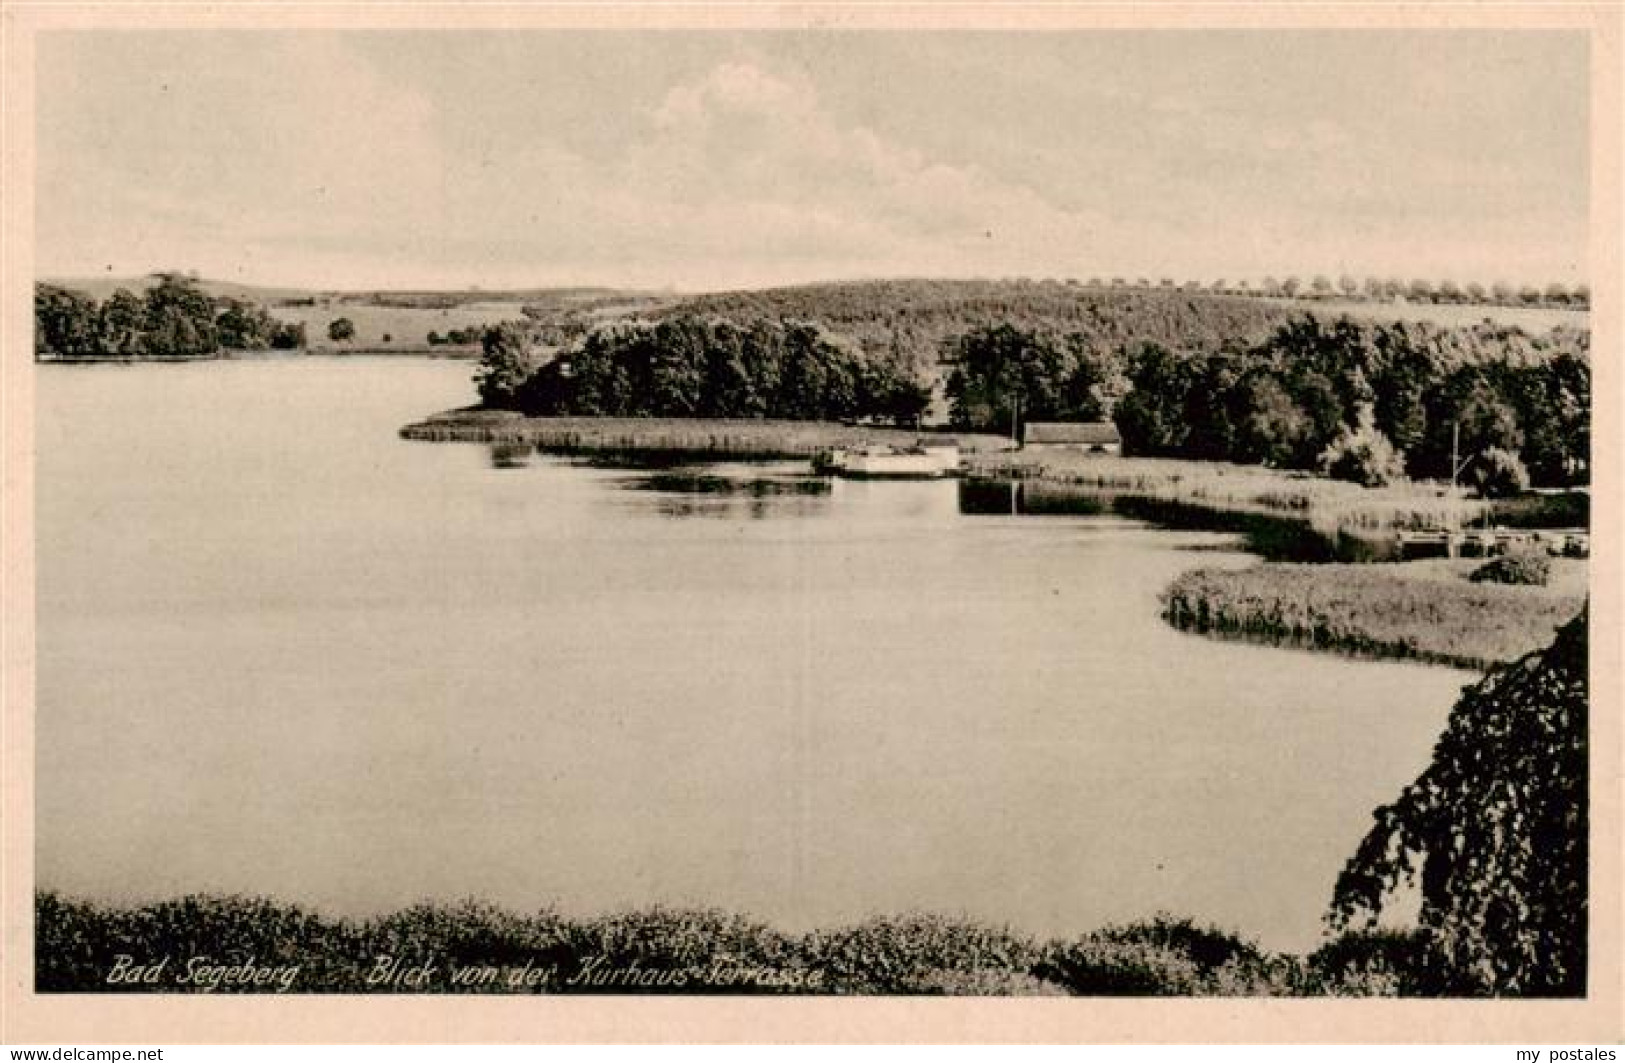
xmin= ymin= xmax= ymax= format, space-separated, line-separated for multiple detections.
xmin=41 ymin=274 xmax=1588 ymax=360
xmin=43 ymin=274 xmax=667 ymax=309
xmin=649 ymin=279 xmax=1301 ymax=367
xmin=40 ymin=274 xmax=317 ymax=306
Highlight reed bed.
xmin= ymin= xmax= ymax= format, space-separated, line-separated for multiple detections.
xmin=401 ymin=412 xmax=1010 ymax=459
xmin=966 ymin=452 xmax=1490 ymax=536
xmin=1162 ymin=561 xmax=1585 ymax=670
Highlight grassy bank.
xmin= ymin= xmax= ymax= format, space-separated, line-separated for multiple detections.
xmin=400 ymin=410 xmax=1011 ymax=459
xmin=966 ymin=451 xmax=1495 ymax=538
xmin=37 ymin=892 xmax=1455 ymax=996
xmin=1161 ymin=559 xmax=1586 ymax=670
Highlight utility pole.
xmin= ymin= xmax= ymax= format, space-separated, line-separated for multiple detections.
xmin=1448 ymin=420 xmax=1485 ymax=533
xmin=1449 ymin=422 xmax=1478 ymax=492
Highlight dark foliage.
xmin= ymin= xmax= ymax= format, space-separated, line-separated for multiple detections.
xmin=1328 ymin=607 xmax=1588 ymax=996
xmin=35 ymin=278 xmax=306 ymax=359
xmin=1036 ymin=917 xmax=1289 ymax=996
xmin=1469 ymin=552 xmax=1552 ymax=587
xmin=496 ymin=314 xmax=930 ymax=425
xmin=943 ymin=323 xmax=1124 ymax=435
xmin=1303 ymin=930 xmax=1440 ymax=995
xmin=1114 ymin=316 xmax=1588 ymax=488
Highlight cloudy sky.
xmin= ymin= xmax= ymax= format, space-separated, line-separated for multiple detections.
xmin=37 ymin=30 xmax=1589 ymax=291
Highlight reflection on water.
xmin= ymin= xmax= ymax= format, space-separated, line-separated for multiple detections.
xmin=629 ymin=470 xmax=830 ymax=498
xmin=489 ymin=442 xmax=533 ymax=469
xmin=959 ymin=478 xmax=1116 ymax=517
xmin=35 ymin=358 xmax=1467 ymax=954
xmin=599 ymin=462 xmax=834 ymax=520
xmin=958 ymin=478 xmax=1335 ymax=560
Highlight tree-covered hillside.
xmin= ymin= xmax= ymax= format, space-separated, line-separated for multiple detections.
xmin=655 ymin=279 xmax=1299 ymax=368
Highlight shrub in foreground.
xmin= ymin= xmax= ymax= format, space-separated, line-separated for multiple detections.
xmin=801 ymin=914 xmax=1039 ymax=995
xmin=1303 ymin=929 xmax=1440 ymax=996
xmin=1036 ymin=917 xmax=1291 ymax=996
xmin=1329 ymin=607 xmax=1588 ymax=996
xmin=1469 ymin=551 xmax=1552 ymax=587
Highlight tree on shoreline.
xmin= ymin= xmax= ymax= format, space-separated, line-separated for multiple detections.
xmin=493 ymin=313 xmax=930 ymax=425
xmin=35 ymin=277 xmax=308 ymax=359
xmin=475 ymin=323 xmax=536 ymax=408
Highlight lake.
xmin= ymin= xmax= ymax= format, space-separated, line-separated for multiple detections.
xmin=35 ymin=357 xmax=1469 ymax=954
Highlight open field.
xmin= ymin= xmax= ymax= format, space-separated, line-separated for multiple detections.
xmin=267 ymin=304 xmax=519 ymax=352
xmin=37 ymin=891 xmax=1450 ymax=996
xmin=1162 ymin=559 xmax=1587 ymax=670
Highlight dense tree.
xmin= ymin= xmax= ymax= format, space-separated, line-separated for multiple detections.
xmin=327 ymin=317 xmax=356 ymax=344
xmin=501 ymin=313 xmax=928 ymax=425
xmin=1330 ymin=608 xmax=1587 ymax=995
xmin=1469 ymin=447 xmax=1531 ymax=498
xmin=215 ymin=298 xmax=285 ymax=350
xmin=944 ymin=324 xmax=1120 ymax=435
xmin=1108 ymin=315 xmax=1587 ymax=486
xmin=269 ymin=320 xmax=307 ymax=350
xmin=474 ymin=323 xmax=536 ymax=408
xmin=1318 ymin=405 xmax=1406 ymax=487
xmin=37 ymin=277 xmax=302 ymax=359
xmin=139 ymin=275 xmax=218 ymax=358
xmin=97 ymin=288 xmax=145 ymax=356
xmin=34 ymin=284 xmax=100 ymax=358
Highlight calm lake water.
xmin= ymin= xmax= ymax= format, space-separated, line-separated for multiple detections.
xmin=36 ymin=357 xmax=1469 ymax=954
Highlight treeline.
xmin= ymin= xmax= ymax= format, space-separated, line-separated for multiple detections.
xmin=477 ymin=315 xmax=932 ymax=424
xmin=35 ymin=276 xmax=305 ymax=359
xmin=948 ymin=316 xmax=1589 ymax=489
xmin=427 ymin=327 xmax=485 ymax=346
xmin=1081 ymin=275 xmax=1591 ymax=309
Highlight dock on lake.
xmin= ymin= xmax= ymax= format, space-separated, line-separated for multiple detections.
xmin=1395 ymin=527 xmax=1589 ymax=560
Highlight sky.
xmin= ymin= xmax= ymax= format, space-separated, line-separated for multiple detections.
xmin=36 ymin=30 xmax=1590 ymax=292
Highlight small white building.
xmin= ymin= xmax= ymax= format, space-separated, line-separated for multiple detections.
xmin=1022 ymin=421 xmax=1123 ymax=455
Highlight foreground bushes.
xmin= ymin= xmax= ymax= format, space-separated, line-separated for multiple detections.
xmin=40 ymin=895 xmax=1464 ymax=996
xmin=1470 ymin=551 xmax=1552 ymax=586
xmin=1036 ymin=917 xmax=1294 ymax=996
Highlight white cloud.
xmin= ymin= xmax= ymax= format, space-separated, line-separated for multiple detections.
xmin=36 ymin=35 xmax=1588 ymax=289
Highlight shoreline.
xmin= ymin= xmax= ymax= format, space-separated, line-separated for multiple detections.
xmin=401 ymin=408 xmax=1529 ymax=537
xmin=399 ymin=410 xmax=1014 ymax=458
xmin=400 ymin=410 xmax=1588 ymax=672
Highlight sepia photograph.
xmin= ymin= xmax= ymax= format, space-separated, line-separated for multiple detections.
xmin=2 ymin=2 xmax=1620 ymax=1045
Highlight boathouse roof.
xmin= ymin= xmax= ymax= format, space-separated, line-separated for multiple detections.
xmin=1022 ymin=421 xmax=1122 ymax=446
